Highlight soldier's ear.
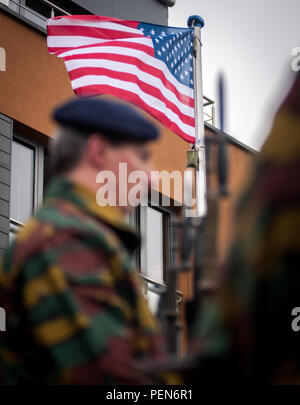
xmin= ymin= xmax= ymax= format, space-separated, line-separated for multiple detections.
xmin=86 ymin=133 xmax=108 ymax=169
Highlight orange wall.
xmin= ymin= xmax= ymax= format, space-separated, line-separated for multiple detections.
xmin=0 ymin=12 xmax=73 ymax=135
xmin=217 ymin=144 xmax=254 ymax=263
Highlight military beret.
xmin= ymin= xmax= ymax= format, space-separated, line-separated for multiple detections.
xmin=53 ymin=97 xmax=159 ymax=142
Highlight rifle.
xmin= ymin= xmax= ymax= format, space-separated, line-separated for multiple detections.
xmin=138 ymin=70 xmax=229 ymax=391
xmin=159 ymin=123 xmax=229 ymax=352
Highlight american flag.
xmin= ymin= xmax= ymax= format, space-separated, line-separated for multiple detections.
xmin=47 ymin=15 xmax=195 ymax=143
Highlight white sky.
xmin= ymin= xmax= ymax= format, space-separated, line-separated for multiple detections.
xmin=169 ymin=0 xmax=300 ymax=150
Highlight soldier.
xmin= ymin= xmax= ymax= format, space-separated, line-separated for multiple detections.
xmin=189 ymin=72 xmax=300 ymax=384
xmin=0 ymin=97 xmax=169 ymax=384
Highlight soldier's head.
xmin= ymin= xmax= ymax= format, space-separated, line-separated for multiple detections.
xmin=50 ymin=97 xmax=160 ymax=212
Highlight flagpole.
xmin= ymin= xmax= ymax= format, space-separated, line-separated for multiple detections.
xmin=188 ymin=15 xmax=206 ymax=218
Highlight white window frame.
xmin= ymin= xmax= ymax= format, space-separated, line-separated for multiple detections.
xmin=9 ymin=135 xmax=44 ymax=237
xmin=137 ymin=203 xmax=182 ymax=317
xmin=140 ymin=204 xmax=166 ymax=284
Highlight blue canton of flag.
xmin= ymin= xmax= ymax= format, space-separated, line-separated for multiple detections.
xmin=137 ymin=23 xmax=194 ymax=89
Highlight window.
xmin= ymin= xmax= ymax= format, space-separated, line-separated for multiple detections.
xmin=10 ymin=139 xmax=35 ymax=224
xmin=9 ymin=136 xmax=44 ymax=240
xmin=139 ymin=205 xmax=171 ymax=315
xmin=140 ymin=206 xmax=165 ymax=283
xmin=138 ymin=203 xmax=183 ymax=353
xmin=125 ymin=205 xmax=169 ymax=314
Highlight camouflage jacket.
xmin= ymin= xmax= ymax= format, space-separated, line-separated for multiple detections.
xmin=0 ymin=176 xmax=167 ymax=384
xmin=190 ymin=74 xmax=300 ymax=384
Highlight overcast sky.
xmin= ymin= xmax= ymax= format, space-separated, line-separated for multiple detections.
xmin=169 ymin=0 xmax=300 ymax=150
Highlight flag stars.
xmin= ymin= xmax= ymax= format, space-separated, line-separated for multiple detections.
xmin=149 ymin=26 xmax=194 ymax=88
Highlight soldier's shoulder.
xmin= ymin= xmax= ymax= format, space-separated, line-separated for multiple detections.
xmin=37 ymin=200 xmax=122 ymax=251
xmin=16 ymin=201 xmax=120 ymax=256
xmin=1 ymin=202 xmax=121 ymax=284
xmin=1 ymin=202 xmax=129 ymax=292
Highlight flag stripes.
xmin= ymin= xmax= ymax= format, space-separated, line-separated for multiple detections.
xmin=47 ymin=15 xmax=195 ymax=143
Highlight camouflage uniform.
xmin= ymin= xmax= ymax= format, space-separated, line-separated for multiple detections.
xmin=190 ymin=73 xmax=300 ymax=384
xmin=0 ymin=176 xmax=167 ymax=384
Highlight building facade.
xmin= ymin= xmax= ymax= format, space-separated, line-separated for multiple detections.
xmin=0 ymin=0 xmax=255 ymax=353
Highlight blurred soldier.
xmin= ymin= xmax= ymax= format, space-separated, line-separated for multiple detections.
xmin=189 ymin=72 xmax=300 ymax=384
xmin=0 ymin=98 xmax=169 ymax=384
